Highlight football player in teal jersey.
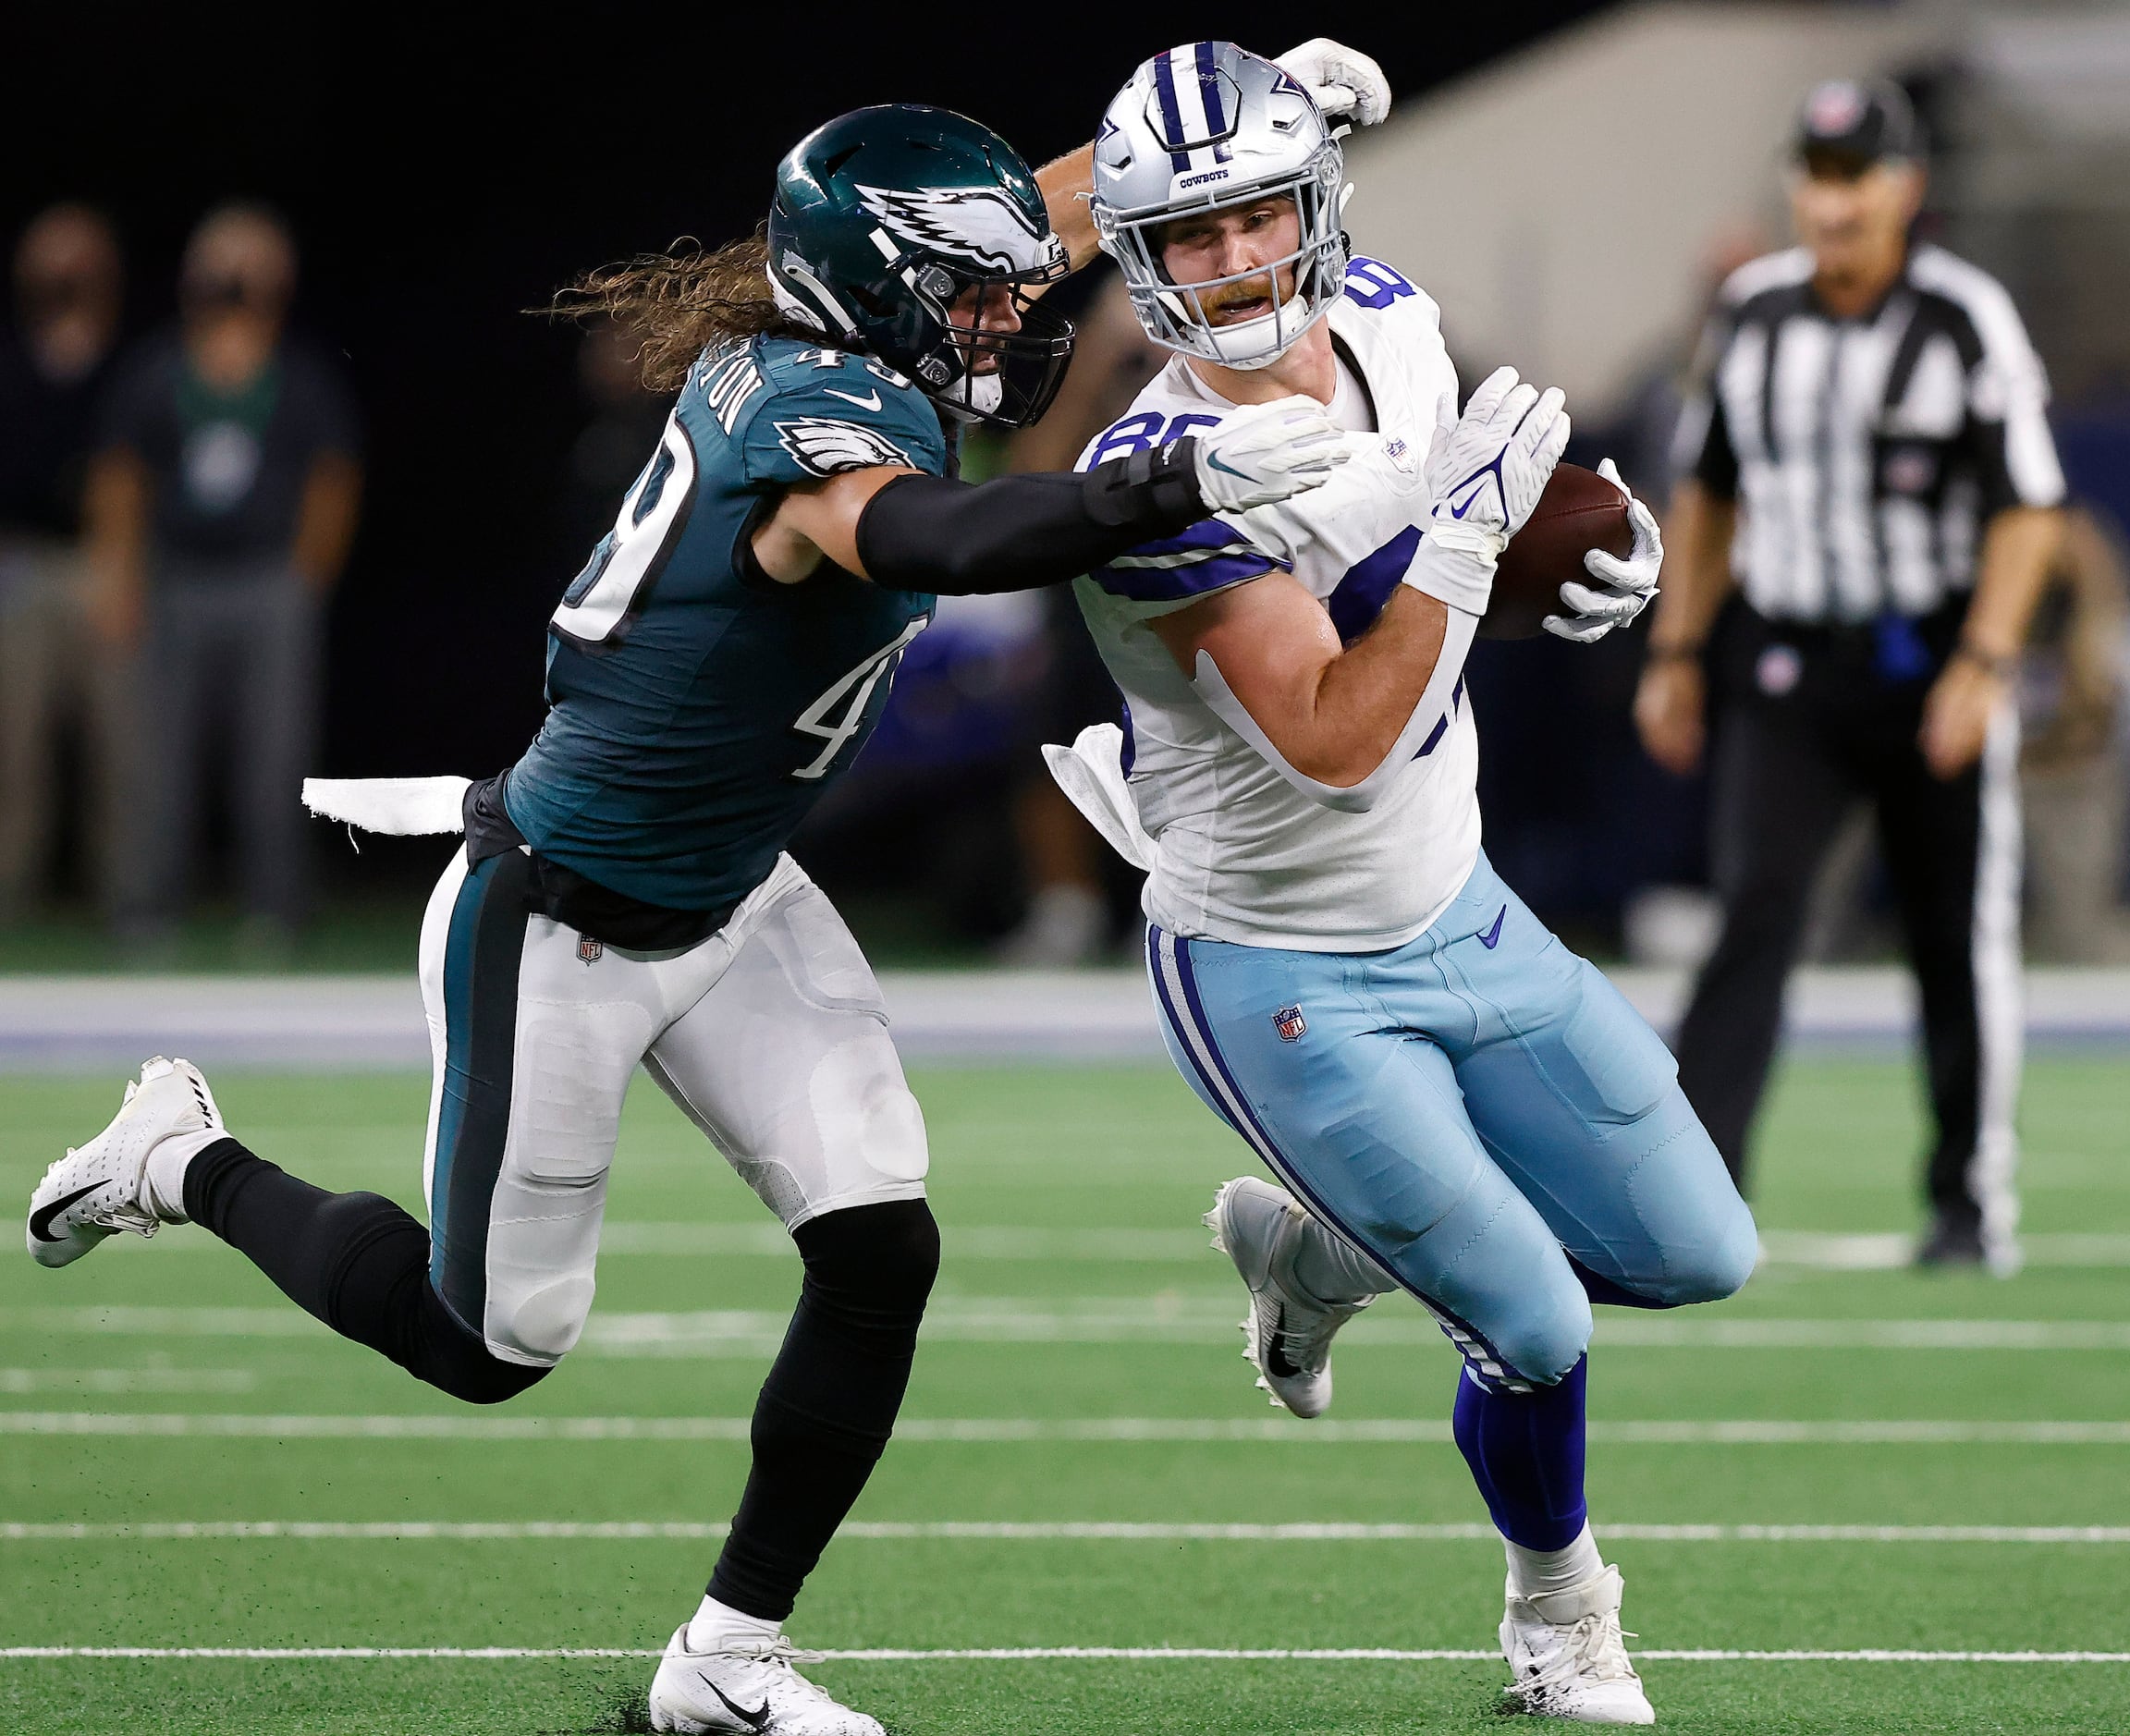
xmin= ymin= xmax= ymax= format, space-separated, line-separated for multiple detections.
xmin=27 ymin=54 xmax=1385 ymax=1736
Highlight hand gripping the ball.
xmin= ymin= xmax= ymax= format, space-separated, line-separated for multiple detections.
xmin=1542 ymin=458 xmax=1663 ymax=643
xmin=1190 ymin=395 xmax=1352 ymax=516
xmin=1403 ymin=367 xmax=1571 ymax=617
xmin=1273 ymin=39 xmax=1392 ymax=129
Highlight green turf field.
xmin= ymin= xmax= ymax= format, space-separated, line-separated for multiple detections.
xmin=2 ymin=1054 xmax=2126 ymax=1732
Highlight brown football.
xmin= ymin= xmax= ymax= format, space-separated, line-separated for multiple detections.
xmin=1479 ymin=463 xmax=1634 ymax=641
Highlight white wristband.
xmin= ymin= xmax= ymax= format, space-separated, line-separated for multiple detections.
xmin=1402 ymin=521 xmax=1502 ymax=617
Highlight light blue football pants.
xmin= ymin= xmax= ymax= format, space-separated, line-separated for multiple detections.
xmin=1147 ymin=853 xmax=1757 ymax=1388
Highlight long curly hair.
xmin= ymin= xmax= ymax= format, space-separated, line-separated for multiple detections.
xmin=544 ymin=226 xmax=824 ymax=392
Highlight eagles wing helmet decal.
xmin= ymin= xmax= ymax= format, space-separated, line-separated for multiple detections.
xmin=853 ymin=183 xmax=1047 ymax=275
xmin=776 ymin=417 xmax=913 ymax=477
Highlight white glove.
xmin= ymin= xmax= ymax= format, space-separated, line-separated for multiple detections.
xmin=1190 ymin=395 xmax=1351 ymax=515
xmin=1402 ymin=366 xmax=1570 ymax=617
xmin=1275 ymin=39 xmax=1392 ymax=129
xmin=1542 ymin=458 xmax=1663 ymax=643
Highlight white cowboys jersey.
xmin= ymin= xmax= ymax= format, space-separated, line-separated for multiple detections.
xmin=1060 ymin=259 xmax=1477 ymax=951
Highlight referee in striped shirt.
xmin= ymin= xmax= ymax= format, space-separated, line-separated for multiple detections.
xmin=1634 ymin=80 xmax=2067 ymax=1271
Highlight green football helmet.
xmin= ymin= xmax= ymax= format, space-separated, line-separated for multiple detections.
xmin=767 ymin=104 xmax=1074 ymax=429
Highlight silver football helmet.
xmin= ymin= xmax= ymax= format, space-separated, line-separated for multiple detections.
xmin=1091 ymin=42 xmax=1348 ymax=371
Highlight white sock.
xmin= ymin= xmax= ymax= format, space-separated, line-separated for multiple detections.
xmin=141 ymin=1128 xmax=229 ymax=1223
xmin=1291 ymin=1216 xmax=1399 ymax=1305
xmin=686 ymin=1594 xmax=781 ymax=1654
xmin=1505 ymin=1522 xmax=1604 ymax=1601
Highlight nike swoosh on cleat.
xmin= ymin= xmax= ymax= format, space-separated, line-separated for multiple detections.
xmin=823 ymin=387 xmax=882 ymax=411
xmin=1478 ymin=905 xmax=1507 ymax=949
xmin=29 ymin=1183 xmax=102 ymax=1243
xmin=703 ymin=1679 xmax=772 ymax=1730
xmin=1263 ymin=1303 xmax=1303 ymax=1380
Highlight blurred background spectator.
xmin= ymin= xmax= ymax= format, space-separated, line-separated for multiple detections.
xmin=88 ymin=204 xmax=360 ymax=951
xmin=0 ymin=205 xmax=129 ymax=924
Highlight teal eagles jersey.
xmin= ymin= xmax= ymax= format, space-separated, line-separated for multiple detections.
xmin=504 ymin=336 xmax=945 ymax=911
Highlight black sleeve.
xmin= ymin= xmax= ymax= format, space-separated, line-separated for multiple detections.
xmin=856 ymin=440 xmax=1207 ymax=594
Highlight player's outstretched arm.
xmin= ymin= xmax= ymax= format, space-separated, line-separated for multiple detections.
xmin=1033 ymin=39 xmax=1390 ymax=273
xmin=757 ymin=397 xmax=1348 ymax=593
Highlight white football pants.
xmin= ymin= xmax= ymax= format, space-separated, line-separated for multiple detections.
xmin=415 ymin=848 xmax=929 ymax=1367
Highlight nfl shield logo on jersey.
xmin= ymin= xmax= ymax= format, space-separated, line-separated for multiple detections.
xmin=578 ymin=936 xmax=603 ymax=965
xmin=1272 ymin=1004 xmax=1307 ymax=1043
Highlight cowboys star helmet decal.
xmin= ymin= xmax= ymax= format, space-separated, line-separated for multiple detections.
xmin=776 ymin=417 xmax=913 ymax=477
xmin=854 ymin=183 xmax=1050 ymax=275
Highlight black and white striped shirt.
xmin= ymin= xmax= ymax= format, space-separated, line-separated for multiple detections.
xmin=1674 ymin=244 xmax=2065 ymax=623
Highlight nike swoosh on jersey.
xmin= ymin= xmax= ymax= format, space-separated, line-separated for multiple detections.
xmin=29 ymin=1182 xmax=103 ymax=1242
xmin=1478 ymin=905 xmax=1507 ymax=949
xmin=822 ymin=387 xmax=883 ymax=412
xmin=701 ymin=1677 xmax=772 ymax=1730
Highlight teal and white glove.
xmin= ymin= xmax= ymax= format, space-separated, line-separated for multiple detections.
xmin=1190 ymin=395 xmax=1351 ymax=515
xmin=1543 ymin=458 xmax=1662 ymax=643
xmin=1275 ymin=39 xmax=1392 ymax=129
xmin=1402 ymin=366 xmax=1571 ymax=617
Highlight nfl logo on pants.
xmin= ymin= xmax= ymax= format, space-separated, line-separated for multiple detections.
xmin=1273 ymin=1004 xmax=1307 ymax=1043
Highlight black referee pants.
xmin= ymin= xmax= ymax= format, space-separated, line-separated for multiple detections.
xmin=1672 ymin=605 xmax=2022 ymax=1233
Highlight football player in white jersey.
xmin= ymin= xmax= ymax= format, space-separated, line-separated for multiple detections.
xmin=1047 ymin=42 xmax=1758 ymax=1724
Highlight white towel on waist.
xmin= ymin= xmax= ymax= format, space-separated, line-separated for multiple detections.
xmin=302 ymin=776 xmax=472 ymax=836
xmin=1041 ymin=725 xmax=1153 ymax=872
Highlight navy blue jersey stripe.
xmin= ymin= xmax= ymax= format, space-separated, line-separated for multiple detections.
xmin=1325 ymin=526 xmax=1424 ymax=644
xmin=1415 ymin=676 xmax=1465 ymax=760
xmin=1091 ymin=552 xmax=1276 ymax=603
xmin=428 ymin=850 xmax=534 ymax=1336
xmin=1112 ymin=518 xmax=1255 ymax=561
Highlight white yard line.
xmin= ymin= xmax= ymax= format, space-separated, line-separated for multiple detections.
xmin=1757 ymin=1231 xmax=2130 ymax=1269
xmin=4 ymin=1644 xmax=2128 ymax=1663
xmin=0 ymin=1369 xmax=255 ymax=1394
xmin=6 ymin=1520 xmax=2130 ymax=1544
xmin=10 ymin=1304 xmax=2130 ymax=1351
xmin=2 ymin=1412 xmax=2126 ymax=1444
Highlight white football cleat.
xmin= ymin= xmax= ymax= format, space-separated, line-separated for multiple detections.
xmin=648 ymin=1625 xmax=884 ymax=1735
xmin=1500 ymin=1564 xmax=1655 ymax=1724
xmin=26 ymin=1057 xmax=222 ymax=1268
xmin=1205 ymin=1176 xmax=1371 ymax=1419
